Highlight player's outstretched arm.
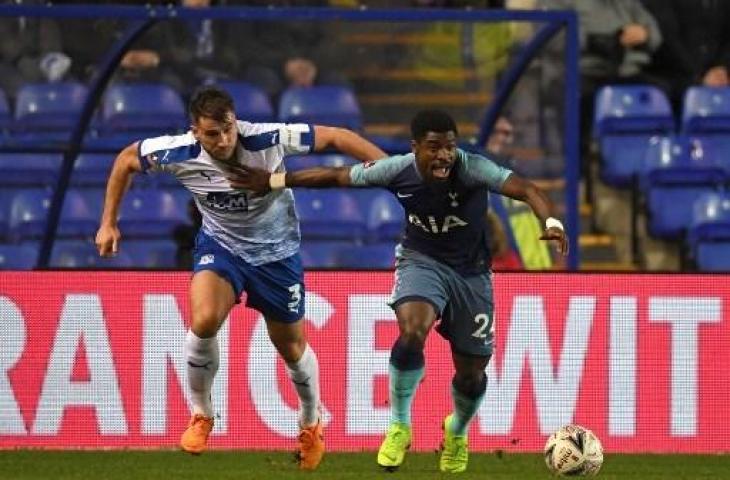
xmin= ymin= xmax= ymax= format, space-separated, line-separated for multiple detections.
xmin=95 ymin=142 xmax=143 ymax=257
xmin=228 ymin=164 xmax=353 ymax=194
xmin=313 ymin=125 xmax=386 ymax=163
xmin=499 ymin=173 xmax=569 ymax=256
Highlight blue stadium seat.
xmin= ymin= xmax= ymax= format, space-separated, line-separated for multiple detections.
xmin=299 ymin=240 xmax=355 ymax=269
xmin=334 ymin=242 xmax=396 ymax=269
xmin=594 ymin=85 xmax=675 ymax=187
xmin=285 ymin=154 xmax=358 ymax=171
xmin=50 ymin=240 xmax=133 ymax=268
xmin=682 ymin=86 xmax=730 ymax=134
xmin=118 ymin=189 xmax=186 ymax=237
xmin=294 ymin=189 xmax=366 ymax=240
xmin=278 ymin=86 xmax=362 ymax=130
xmin=0 ymin=154 xmax=61 ymax=186
xmin=59 ymin=189 xmax=97 ymax=238
xmin=688 ymin=193 xmax=730 ymax=271
xmin=98 ymin=83 xmax=187 ymax=138
xmin=8 ymin=189 xmax=51 ymax=240
xmin=363 ymin=190 xmax=404 ymax=242
xmin=594 ymin=85 xmax=674 ymax=134
xmin=642 ymin=136 xmax=726 ymax=239
xmin=125 ymin=240 xmax=178 ymax=268
xmin=72 ymin=153 xmax=115 ymax=186
xmin=12 ymin=82 xmax=88 ymax=140
xmin=0 ymin=244 xmax=38 ymax=270
xmin=8 ymin=188 xmax=97 ymax=240
xmin=216 ymin=81 xmax=274 ymax=123
xmin=75 ymin=187 xmax=104 ymax=219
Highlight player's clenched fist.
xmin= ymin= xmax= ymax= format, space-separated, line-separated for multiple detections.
xmin=95 ymin=224 xmax=120 ymax=257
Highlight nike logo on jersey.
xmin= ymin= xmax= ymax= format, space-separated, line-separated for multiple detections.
xmin=271 ymin=132 xmax=279 ymax=145
xmin=201 ymin=171 xmax=213 ymax=182
xmin=396 ymin=191 xmax=413 ymax=198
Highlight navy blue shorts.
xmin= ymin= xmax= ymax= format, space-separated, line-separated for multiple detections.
xmin=193 ymin=231 xmax=305 ymax=323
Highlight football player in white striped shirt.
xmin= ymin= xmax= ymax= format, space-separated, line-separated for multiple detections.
xmin=95 ymin=85 xmax=385 ymax=468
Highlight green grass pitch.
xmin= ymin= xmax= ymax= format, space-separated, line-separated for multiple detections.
xmin=1 ymin=450 xmax=730 ymax=479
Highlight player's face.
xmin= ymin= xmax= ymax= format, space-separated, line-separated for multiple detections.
xmin=412 ymin=130 xmax=458 ymax=182
xmin=192 ymin=111 xmax=238 ymax=162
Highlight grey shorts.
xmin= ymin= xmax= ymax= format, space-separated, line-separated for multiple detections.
xmin=389 ymin=247 xmax=495 ymax=357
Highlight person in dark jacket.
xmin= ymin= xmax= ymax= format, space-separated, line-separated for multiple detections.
xmin=642 ymin=0 xmax=730 ymax=113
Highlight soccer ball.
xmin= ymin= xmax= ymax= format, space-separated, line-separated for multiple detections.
xmin=544 ymin=424 xmax=603 ymax=476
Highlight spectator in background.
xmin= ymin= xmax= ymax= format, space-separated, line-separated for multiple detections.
xmin=540 ymin=0 xmax=663 ymax=173
xmin=173 ymin=198 xmax=203 ymax=270
xmin=641 ymin=0 xmax=730 ymax=114
xmin=486 ymin=210 xmax=523 ymax=269
xmin=228 ymin=0 xmax=351 ymax=99
xmin=485 ymin=115 xmax=516 ymax=169
xmin=150 ymin=0 xmax=244 ymax=94
xmin=0 ymin=0 xmax=71 ymax=100
xmin=61 ymin=0 xmax=237 ymax=95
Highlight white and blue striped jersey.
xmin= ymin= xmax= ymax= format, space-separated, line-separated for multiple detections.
xmin=138 ymin=121 xmax=314 ymax=265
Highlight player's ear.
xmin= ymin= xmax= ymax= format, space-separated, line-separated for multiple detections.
xmin=410 ymin=139 xmax=418 ymax=155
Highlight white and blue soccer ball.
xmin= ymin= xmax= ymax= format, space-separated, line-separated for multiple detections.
xmin=544 ymin=424 xmax=603 ymax=476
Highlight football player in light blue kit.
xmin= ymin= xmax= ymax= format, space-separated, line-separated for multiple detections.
xmin=95 ymin=86 xmax=386 ymax=469
xmin=227 ymin=110 xmax=569 ymax=473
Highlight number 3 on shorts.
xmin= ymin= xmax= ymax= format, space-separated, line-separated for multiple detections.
xmin=472 ymin=313 xmax=494 ymax=339
xmin=288 ymin=283 xmax=302 ymax=312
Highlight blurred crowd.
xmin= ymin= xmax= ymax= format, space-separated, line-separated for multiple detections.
xmin=3 ymin=1 xmax=723 ymax=118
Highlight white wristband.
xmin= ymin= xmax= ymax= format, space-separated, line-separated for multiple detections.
xmin=545 ymin=217 xmax=564 ymax=231
xmin=269 ymin=172 xmax=286 ymax=190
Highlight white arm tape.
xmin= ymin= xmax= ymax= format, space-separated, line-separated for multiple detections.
xmin=269 ymin=172 xmax=286 ymax=190
xmin=545 ymin=217 xmax=564 ymax=231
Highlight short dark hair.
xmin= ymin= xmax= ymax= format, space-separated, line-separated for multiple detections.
xmin=410 ymin=110 xmax=458 ymax=141
xmin=189 ymin=85 xmax=235 ymax=123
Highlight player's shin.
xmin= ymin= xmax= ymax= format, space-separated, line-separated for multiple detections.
xmin=388 ymin=338 xmax=425 ymax=425
xmin=185 ymin=330 xmax=219 ymax=418
xmin=449 ymin=373 xmax=487 ymax=435
xmin=285 ymin=343 xmax=321 ymax=427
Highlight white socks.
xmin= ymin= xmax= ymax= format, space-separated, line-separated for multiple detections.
xmin=185 ymin=330 xmax=219 ymax=418
xmin=285 ymin=344 xmax=321 ymax=427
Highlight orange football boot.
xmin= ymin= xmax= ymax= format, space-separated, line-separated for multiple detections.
xmin=296 ymin=419 xmax=325 ymax=470
xmin=180 ymin=414 xmax=214 ymax=455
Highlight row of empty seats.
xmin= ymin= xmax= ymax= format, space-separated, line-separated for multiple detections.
xmin=0 ymin=186 xmax=404 ymax=242
xmin=0 ymin=81 xmax=363 ymax=147
xmin=0 ymin=239 xmax=398 ymax=270
xmin=594 ymin=85 xmax=730 ymax=270
xmin=595 ymin=85 xmax=730 ymax=186
xmin=0 ymin=152 xmax=362 ymax=188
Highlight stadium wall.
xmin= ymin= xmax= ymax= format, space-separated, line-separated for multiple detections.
xmin=0 ymin=271 xmax=727 ymax=453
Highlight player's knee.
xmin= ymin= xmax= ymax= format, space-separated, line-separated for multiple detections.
xmin=398 ymin=326 xmax=429 ymax=349
xmin=453 ymin=372 xmax=487 ymax=399
xmin=191 ymin=308 xmax=223 ymax=338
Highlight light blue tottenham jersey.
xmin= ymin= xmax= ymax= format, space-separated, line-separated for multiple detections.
xmin=139 ymin=121 xmax=314 ymax=265
xmin=350 ymin=149 xmax=512 ymax=275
